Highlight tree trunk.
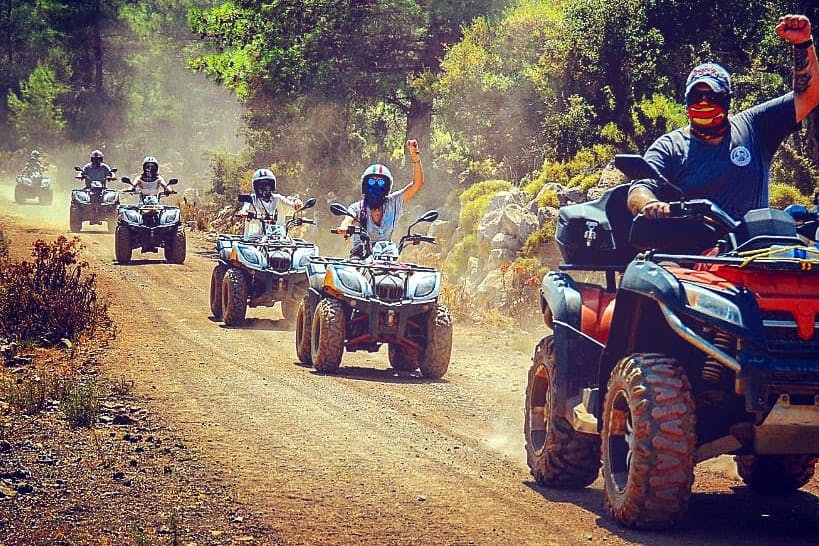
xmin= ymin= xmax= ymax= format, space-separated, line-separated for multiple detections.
xmin=93 ymin=2 xmax=104 ymax=96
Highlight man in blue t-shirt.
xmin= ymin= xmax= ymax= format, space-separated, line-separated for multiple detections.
xmin=628 ymin=14 xmax=819 ymax=221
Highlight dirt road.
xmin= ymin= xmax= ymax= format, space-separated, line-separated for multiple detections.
xmin=1 ymin=181 xmax=817 ymax=545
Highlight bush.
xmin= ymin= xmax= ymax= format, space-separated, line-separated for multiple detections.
xmin=769 ymin=183 xmax=807 ymax=210
xmin=458 ymin=179 xmax=513 ymax=234
xmin=0 ymin=236 xmax=110 ymax=345
xmin=443 ymin=234 xmax=478 ymax=280
xmin=499 ymin=258 xmax=548 ymax=320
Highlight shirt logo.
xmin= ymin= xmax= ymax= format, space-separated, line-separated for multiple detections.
xmin=730 ymin=146 xmax=751 ymax=167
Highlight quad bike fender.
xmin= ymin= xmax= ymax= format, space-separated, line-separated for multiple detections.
xmin=540 ymin=270 xmax=603 ymax=420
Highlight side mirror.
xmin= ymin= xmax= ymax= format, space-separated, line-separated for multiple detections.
xmin=237 ymin=193 xmax=253 ymax=204
xmin=120 ymin=176 xmax=132 ymax=185
xmin=409 ymin=209 xmax=439 ymax=230
xmin=329 ymin=202 xmax=354 ymax=218
xmin=302 ymin=197 xmax=317 ymax=210
xmin=167 ymin=178 xmax=179 ymax=185
xmin=74 ymin=165 xmax=82 ymax=172
xmin=110 ymin=168 xmax=117 ymax=173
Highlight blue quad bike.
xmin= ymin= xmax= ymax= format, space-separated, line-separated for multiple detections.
xmin=15 ymin=170 xmax=53 ymax=205
xmin=210 ymin=196 xmax=319 ymax=326
xmin=525 ymin=154 xmax=819 ymax=530
xmin=296 ymin=203 xmax=452 ymax=379
xmin=114 ymin=177 xmax=185 ymax=264
xmin=70 ymin=166 xmax=120 ymax=232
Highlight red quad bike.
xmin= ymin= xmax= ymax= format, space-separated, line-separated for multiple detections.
xmin=525 ymin=154 xmax=819 ymax=529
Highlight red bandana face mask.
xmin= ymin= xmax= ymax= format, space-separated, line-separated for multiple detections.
xmin=687 ymin=99 xmax=729 ymax=139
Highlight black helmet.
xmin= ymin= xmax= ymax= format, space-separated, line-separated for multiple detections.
xmin=90 ymin=149 xmax=104 ymax=165
xmin=252 ymin=168 xmax=276 ymax=201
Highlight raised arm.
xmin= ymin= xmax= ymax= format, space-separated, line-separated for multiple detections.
xmin=777 ymin=14 xmax=819 ymax=122
xmin=400 ymin=139 xmax=424 ymax=203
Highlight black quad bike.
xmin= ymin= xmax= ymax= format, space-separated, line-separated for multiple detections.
xmin=297 ymin=203 xmax=452 ymax=379
xmin=114 ymin=177 xmax=185 ymax=264
xmin=525 ymin=154 xmax=819 ymax=529
xmin=209 ymin=195 xmax=319 ymax=326
xmin=69 ymin=166 xmax=120 ymax=232
xmin=15 ymin=170 xmax=53 ymax=205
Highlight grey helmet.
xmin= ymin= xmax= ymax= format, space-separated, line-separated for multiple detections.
xmin=142 ymin=156 xmax=159 ymax=181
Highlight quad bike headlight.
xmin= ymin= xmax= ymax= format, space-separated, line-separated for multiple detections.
xmin=238 ymin=246 xmax=262 ymax=266
xmin=681 ymin=282 xmax=744 ymax=328
xmin=335 ymin=268 xmax=362 ymax=293
xmin=73 ymin=190 xmax=90 ymax=204
xmin=413 ymin=275 xmax=437 ymax=298
xmin=160 ymin=209 xmax=180 ymax=225
xmin=102 ymin=191 xmax=118 ymax=205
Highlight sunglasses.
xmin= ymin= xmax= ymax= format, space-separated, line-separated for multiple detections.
xmin=687 ymin=89 xmax=727 ymax=104
xmin=365 ymin=176 xmax=388 ymax=188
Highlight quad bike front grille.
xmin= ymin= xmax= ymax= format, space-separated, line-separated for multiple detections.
xmin=375 ymin=275 xmax=404 ymax=303
xmin=761 ymin=310 xmax=819 ymax=356
xmin=267 ymin=254 xmax=291 ymax=272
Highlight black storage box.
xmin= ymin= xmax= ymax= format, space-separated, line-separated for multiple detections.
xmin=554 ymin=184 xmax=636 ymax=267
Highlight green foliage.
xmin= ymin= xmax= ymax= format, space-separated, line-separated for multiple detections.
xmin=0 ymin=236 xmax=110 ymax=345
xmin=769 ymin=183 xmax=807 ymax=210
xmin=458 ymin=179 xmax=513 ymax=234
xmin=771 ymin=143 xmax=819 ymax=196
xmin=522 ymin=217 xmax=557 ymax=259
xmin=524 ymin=145 xmax=616 ymax=198
xmin=7 ymin=64 xmax=67 ymax=146
xmin=443 ymin=234 xmax=477 ymax=281
xmin=61 ymin=378 xmax=100 ymax=428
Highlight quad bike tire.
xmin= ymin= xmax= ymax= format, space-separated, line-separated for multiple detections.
xmin=418 ymin=304 xmax=452 ymax=379
xmin=165 ymin=229 xmax=187 ymax=264
xmin=311 ymin=298 xmax=345 ymax=373
xmin=295 ymin=295 xmax=316 ymax=364
xmin=602 ymin=353 xmax=696 ymax=529
xmin=115 ymin=226 xmax=132 ymax=264
xmin=221 ymin=267 xmax=248 ymax=326
xmin=210 ymin=264 xmax=228 ymax=320
xmin=524 ymin=335 xmax=601 ymax=488
xmin=14 ymin=185 xmax=23 ymax=204
xmin=69 ymin=207 xmax=82 ymax=233
xmin=735 ymin=454 xmax=817 ymax=494
xmin=388 ymin=343 xmax=419 ymax=372
xmin=39 ymin=189 xmax=53 ymax=206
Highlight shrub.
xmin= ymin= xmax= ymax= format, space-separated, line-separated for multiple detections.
xmin=60 ymin=378 xmax=100 ymax=428
xmin=0 ymin=236 xmax=110 ymax=345
xmin=458 ymin=179 xmax=513 ymax=234
xmin=499 ymin=258 xmax=548 ymax=320
xmin=443 ymin=234 xmax=478 ymax=280
xmin=769 ymin=182 xmax=807 ymax=209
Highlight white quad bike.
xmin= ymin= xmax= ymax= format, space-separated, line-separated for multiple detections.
xmin=210 ymin=195 xmax=319 ymax=326
xmin=15 ymin=170 xmax=53 ymax=205
xmin=114 ymin=177 xmax=185 ymax=264
xmin=296 ymin=202 xmax=452 ymax=379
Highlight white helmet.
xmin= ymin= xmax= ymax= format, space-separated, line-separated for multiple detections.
xmin=360 ymin=164 xmax=393 ymax=208
xmin=252 ymin=168 xmax=277 ymax=201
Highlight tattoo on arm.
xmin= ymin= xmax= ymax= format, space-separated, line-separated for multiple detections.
xmin=794 ymin=47 xmax=811 ymax=94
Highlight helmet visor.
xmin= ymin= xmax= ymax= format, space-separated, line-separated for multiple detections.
xmin=364 ymin=176 xmax=389 ymax=197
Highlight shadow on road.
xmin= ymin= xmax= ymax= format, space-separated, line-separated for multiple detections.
xmin=310 ymin=365 xmax=447 ymax=385
xmin=215 ymin=317 xmax=293 ymax=332
xmin=526 ymin=480 xmax=819 ymax=545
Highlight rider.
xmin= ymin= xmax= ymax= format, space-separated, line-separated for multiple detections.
xmin=22 ymin=150 xmax=44 ymax=175
xmin=236 ymin=168 xmax=303 ymax=235
xmin=337 ymin=139 xmax=424 ymax=258
xmin=131 ymin=156 xmax=170 ymax=201
xmin=81 ymin=149 xmax=114 ymax=189
xmin=627 ymin=13 xmax=819 ymax=221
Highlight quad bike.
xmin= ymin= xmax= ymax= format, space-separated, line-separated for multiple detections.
xmin=210 ymin=196 xmax=319 ymax=326
xmin=525 ymin=154 xmax=819 ymax=529
xmin=15 ymin=170 xmax=53 ymax=205
xmin=114 ymin=177 xmax=185 ymax=264
xmin=69 ymin=166 xmax=120 ymax=232
xmin=297 ymin=203 xmax=452 ymax=378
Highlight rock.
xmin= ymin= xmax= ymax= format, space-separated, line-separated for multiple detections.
xmin=427 ymin=220 xmax=456 ymax=243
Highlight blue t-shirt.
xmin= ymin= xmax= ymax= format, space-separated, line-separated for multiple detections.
xmin=630 ymin=93 xmax=798 ymax=220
